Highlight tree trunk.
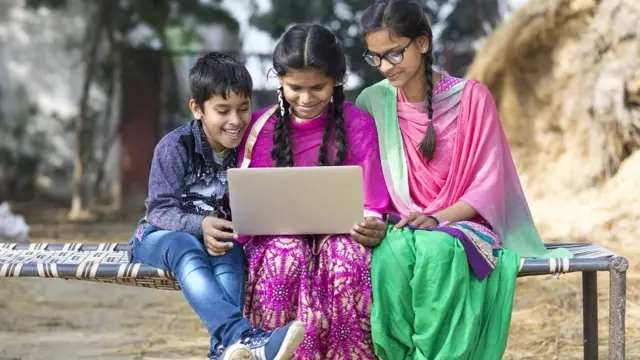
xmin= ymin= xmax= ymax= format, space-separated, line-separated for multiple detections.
xmin=92 ymin=57 xmax=117 ymax=204
xmin=158 ymin=52 xmax=170 ymax=136
xmin=69 ymin=0 xmax=107 ymax=220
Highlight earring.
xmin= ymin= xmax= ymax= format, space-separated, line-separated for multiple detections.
xmin=277 ymin=87 xmax=286 ymax=117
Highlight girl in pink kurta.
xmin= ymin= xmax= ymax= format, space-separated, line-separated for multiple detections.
xmin=237 ymin=24 xmax=390 ymax=359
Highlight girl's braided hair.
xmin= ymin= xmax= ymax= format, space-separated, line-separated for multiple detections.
xmin=271 ymin=23 xmax=347 ymax=167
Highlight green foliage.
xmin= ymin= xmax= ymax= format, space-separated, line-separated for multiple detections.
xmin=250 ymin=0 xmax=378 ymax=85
xmin=250 ymin=0 xmax=504 ymax=88
xmin=439 ymin=0 xmax=503 ymax=45
xmin=25 ymin=0 xmax=67 ymax=8
xmin=25 ymin=0 xmax=240 ymax=50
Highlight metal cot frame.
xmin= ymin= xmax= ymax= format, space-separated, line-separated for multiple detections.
xmin=0 ymin=242 xmax=629 ymax=359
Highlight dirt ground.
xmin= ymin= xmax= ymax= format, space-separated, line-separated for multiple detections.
xmin=0 ymin=202 xmax=210 ymax=360
xmin=0 ymin=200 xmax=638 ymax=359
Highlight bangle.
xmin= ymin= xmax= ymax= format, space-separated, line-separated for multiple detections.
xmin=426 ymin=215 xmax=440 ymax=226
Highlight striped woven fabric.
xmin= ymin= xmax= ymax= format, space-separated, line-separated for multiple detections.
xmin=0 ymin=242 xmax=179 ymax=290
xmin=0 ymin=242 xmax=620 ymax=291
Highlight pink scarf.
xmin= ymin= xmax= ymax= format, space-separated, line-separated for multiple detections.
xmin=393 ymin=79 xmax=549 ymax=257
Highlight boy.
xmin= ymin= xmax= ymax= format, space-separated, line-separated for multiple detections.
xmin=128 ymin=52 xmax=304 ymax=360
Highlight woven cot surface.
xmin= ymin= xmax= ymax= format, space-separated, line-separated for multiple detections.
xmin=0 ymin=242 xmax=620 ymax=291
xmin=0 ymin=242 xmax=180 ymax=290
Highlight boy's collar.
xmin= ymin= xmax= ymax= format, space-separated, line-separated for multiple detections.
xmin=192 ymin=119 xmax=235 ymax=166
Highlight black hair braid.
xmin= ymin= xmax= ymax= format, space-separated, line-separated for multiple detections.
xmin=318 ymin=85 xmax=347 ymax=166
xmin=271 ymin=87 xmax=294 ymax=167
xmin=317 ymin=86 xmax=347 ymax=166
xmin=317 ymin=110 xmax=334 ymax=166
xmin=418 ymin=52 xmax=436 ymax=161
xmin=332 ymin=85 xmax=347 ymax=165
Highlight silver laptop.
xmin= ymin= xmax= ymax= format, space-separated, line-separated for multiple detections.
xmin=228 ymin=166 xmax=364 ymax=236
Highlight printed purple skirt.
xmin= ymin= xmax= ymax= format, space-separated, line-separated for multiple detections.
xmin=243 ymin=235 xmax=376 ymax=359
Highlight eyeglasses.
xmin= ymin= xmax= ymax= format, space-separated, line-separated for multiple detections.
xmin=362 ymin=40 xmax=413 ymax=67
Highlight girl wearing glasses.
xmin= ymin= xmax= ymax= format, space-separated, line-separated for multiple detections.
xmin=355 ymin=0 xmax=571 ymax=359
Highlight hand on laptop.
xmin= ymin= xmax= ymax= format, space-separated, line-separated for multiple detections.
xmin=202 ymin=216 xmax=238 ymax=256
xmin=350 ymin=217 xmax=387 ymax=247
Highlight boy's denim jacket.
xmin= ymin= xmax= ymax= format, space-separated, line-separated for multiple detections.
xmin=133 ymin=119 xmax=236 ymax=242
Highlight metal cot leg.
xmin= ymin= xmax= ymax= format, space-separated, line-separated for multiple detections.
xmin=583 ymin=271 xmax=599 ymax=360
xmin=609 ymin=257 xmax=628 ymax=360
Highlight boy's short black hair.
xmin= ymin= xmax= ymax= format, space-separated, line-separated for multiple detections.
xmin=189 ymin=51 xmax=253 ymax=110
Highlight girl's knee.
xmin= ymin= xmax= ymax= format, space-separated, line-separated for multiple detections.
xmin=371 ymin=232 xmax=414 ymax=282
xmin=372 ymin=235 xmax=406 ymax=266
xmin=270 ymin=235 xmax=308 ymax=248
xmin=414 ymin=232 xmax=466 ymax=273
xmin=264 ymin=236 xmax=309 ymax=257
xmin=324 ymin=236 xmax=372 ymax=273
xmin=414 ymin=232 xmax=461 ymax=255
xmin=260 ymin=236 xmax=311 ymax=278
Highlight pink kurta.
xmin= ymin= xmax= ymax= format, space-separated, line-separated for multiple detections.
xmin=237 ymin=102 xmax=389 ymax=359
xmin=238 ymin=102 xmax=389 ymax=224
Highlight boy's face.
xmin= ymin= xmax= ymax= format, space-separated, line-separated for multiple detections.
xmin=189 ymin=92 xmax=251 ymax=153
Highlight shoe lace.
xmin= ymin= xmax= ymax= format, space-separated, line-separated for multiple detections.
xmin=208 ymin=344 xmax=225 ymax=360
xmin=239 ymin=327 xmax=272 ymax=346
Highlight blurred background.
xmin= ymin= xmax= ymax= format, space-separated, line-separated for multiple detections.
xmin=0 ymin=0 xmax=638 ymax=358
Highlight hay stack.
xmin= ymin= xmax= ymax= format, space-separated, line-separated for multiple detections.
xmin=467 ymin=0 xmax=640 ymax=197
xmin=467 ymin=5 xmax=640 ymax=355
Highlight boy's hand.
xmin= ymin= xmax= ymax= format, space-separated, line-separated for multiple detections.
xmin=350 ymin=217 xmax=387 ymax=247
xmin=202 ymin=216 xmax=237 ymax=256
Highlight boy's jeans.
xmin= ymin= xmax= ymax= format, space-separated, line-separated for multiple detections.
xmin=130 ymin=225 xmax=250 ymax=353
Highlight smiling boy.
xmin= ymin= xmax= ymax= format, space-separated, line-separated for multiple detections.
xmin=129 ymin=52 xmax=305 ymax=360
